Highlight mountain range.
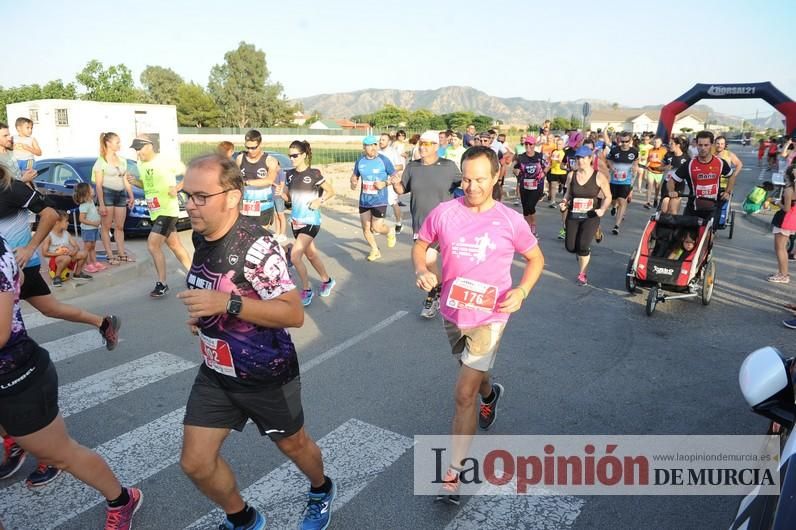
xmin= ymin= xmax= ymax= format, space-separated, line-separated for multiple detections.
xmin=296 ymin=85 xmax=780 ymax=129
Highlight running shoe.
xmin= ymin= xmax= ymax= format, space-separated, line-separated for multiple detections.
xmin=643 ymin=202 xmax=652 ymax=209
xmin=301 ymin=289 xmax=314 ymax=307
xmin=395 ymin=224 xmax=402 ymax=234
xmin=150 ymin=282 xmax=169 ymax=297
xmin=319 ymin=278 xmax=336 ymax=297
xmin=768 ymin=273 xmax=790 ymax=284
xmin=548 ymin=202 xmax=557 ymax=208
xmin=25 ymin=464 xmax=62 ymax=488
xmin=104 ymin=487 xmax=143 ymax=530
xmin=789 ymin=253 xmax=796 ymax=261
xmin=434 ymin=469 xmax=461 ymax=505
xmin=610 ymin=206 xmax=617 ymax=216
xmin=366 ymin=249 xmax=381 ymax=262
xmin=420 ymin=296 xmax=439 ymax=319
xmin=387 ymin=228 xmax=397 ymax=248
xmin=0 ymin=440 xmax=26 ymax=479
xmin=100 ymin=315 xmax=121 ymax=351
xmin=612 ymin=225 xmax=619 ymax=235
xmin=52 ymin=277 xmax=63 ymax=287
xmin=300 ymin=479 xmax=336 ymax=530
xmin=557 ymin=228 xmax=566 ymax=240
xmin=595 ymin=228 xmax=604 ymax=243
xmin=479 ymin=383 xmax=504 ymax=430
xmin=784 ymin=318 xmax=796 ymax=330
xmin=218 ymin=509 xmax=266 ymax=530
xmin=577 ymin=272 xmax=588 ymax=286
xmin=73 ymin=271 xmax=93 ymax=280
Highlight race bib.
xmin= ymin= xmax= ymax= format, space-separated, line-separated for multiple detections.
xmin=362 ymin=181 xmax=379 ymax=195
xmin=199 ymin=333 xmax=236 ymax=378
xmin=241 ymin=199 xmax=261 ymax=216
xmin=695 ymin=184 xmax=718 ymax=199
xmin=146 ymin=197 xmax=161 ymax=211
xmin=572 ymin=198 xmax=594 ymax=214
xmin=522 ymin=178 xmax=538 ymax=190
xmin=446 ymin=277 xmax=498 ymax=313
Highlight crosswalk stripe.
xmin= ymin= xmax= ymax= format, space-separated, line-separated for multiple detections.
xmin=0 ymin=408 xmax=187 ymax=530
xmin=60 ymin=352 xmax=199 ymax=418
xmin=43 ymin=330 xmax=108 ymax=363
xmin=21 ymin=312 xmax=58 ymax=330
xmin=186 ymin=418 xmax=413 ymax=529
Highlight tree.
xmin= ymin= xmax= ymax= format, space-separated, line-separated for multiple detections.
xmin=140 ymin=66 xmax=184 ymax=105
xmin=0 ymin=80 xmax=78 ymax=122
xmin=304 ymin=110 xmax=322 ymax=126
xmin=208 ymin=41 xmax=295 ymax=127
xmin=442 ymin=111 xmax=476 ymax=130
xmin=176 ymin=83 xmax=222 ymax=127
xmin=680 ymin=127 xmax=694 ymax=134
xmin=550 ymin=116 xmax=571 ymax=131
xmin=76 ymin=60 xmax=139 ymax=102
xmin=473 ymin=115 xmax=494 ymax=131
xmin=611 ymin=102 xmax=620 ymax=110
xmin=369 ymin=105 xmax=408 ymax=128
xmin=407 ymin=109 xmax=437 ymax=130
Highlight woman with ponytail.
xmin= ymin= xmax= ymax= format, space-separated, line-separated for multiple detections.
xmin=93 ymin=133 xmax=135 ymax=265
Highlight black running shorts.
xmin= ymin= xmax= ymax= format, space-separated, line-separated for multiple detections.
xmin=0 ymin=347 xmax=59 ymax=437
xmin=20 ymin=266 xmax=51 ymax=300
xmin=610 ymin=184 xmax=633 ymax=200
xmin=150 ymin=215 xmax=178 ymax=237
xmin=184 ymin=366 xmax=304 ymax=440
xmin=358 ymin=206 xmax=387 ymax=218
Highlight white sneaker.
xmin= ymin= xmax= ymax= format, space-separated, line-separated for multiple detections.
xmin=420 ymin=297 xmax=440 ymax=319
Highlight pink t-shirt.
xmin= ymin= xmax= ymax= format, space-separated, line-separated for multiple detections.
xmin=418 ymin=197 xmax=537 ymax=328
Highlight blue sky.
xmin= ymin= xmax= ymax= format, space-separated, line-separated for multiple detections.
xmin=5 ymin=0 xmax=794 ymax=120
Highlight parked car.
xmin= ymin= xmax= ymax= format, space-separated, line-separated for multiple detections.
xmin=33 ymin=157 xmax=190 ymax=235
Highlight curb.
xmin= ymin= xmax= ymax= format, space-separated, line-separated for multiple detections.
xmin=45 ymin=255 xmax=152 ymax=302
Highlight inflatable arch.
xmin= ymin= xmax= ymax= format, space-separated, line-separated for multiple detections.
xmin=656 ymin=82 xmax=796 ymax=143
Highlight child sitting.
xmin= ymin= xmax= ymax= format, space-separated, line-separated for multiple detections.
xmin=667 ymin=229 xmax=697 ymax=260
xmin=41 ymin=211 xmax=92 ymax=286
xmin=73 ymin=183 xmax=105 ymax=273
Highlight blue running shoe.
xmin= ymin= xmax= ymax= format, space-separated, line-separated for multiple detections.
xmin=218 ymin=509 xmax=266 ymax=530
xmin=300 ymin=479 xmax=336 ymax=530
xmin=318 ymin=278 xmax=335 ymax=297
xmin=301 ymin=289 xmax=314 ymax=307
xmin=25 ymin=463 xmax=62 ymax=488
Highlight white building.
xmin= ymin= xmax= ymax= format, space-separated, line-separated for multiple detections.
xmin=589 ymin=109 xmax=706 ymax=135
xmin=5 ymin=99 xmax=179 ymax=161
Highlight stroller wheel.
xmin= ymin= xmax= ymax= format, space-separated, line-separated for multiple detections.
xmin=625 ymin=254 xmax=637 ymax=293
xmin=646 ymin=286 xmax=659 ymax=316
xmin=702 ymin=260 xmax=716 ymax=305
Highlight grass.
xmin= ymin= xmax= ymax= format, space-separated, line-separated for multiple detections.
xmin=180 ymin=143 xmax=363 ymax=165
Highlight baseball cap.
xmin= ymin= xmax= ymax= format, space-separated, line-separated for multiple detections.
xmin=574 ymin=146 xmax=593 ymax=158
xmin=419 ymin=130 xmax=439 ymax=144
xmin=567 ymin=132 xmax=584 ymax=148
xmin=362 ymin=135 xmax=378 ymax=146
xmin=130 ymin=138 xmax=152 ymax=150
xmin=523 ymin=135 xmax=537 ymax=145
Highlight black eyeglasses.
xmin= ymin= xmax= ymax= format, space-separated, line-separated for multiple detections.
xmin=245 ymin=144 xmax=260 ymax=151
xmin=288 ymin=153 xmax=302 ymax=159
xmin=183 ymin=189 xmax=232 ymax=206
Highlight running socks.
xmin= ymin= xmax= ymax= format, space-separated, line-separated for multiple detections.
xmin=226 ymin=504 xmax=256 ymax=527
xmin=107 ymin=487 xmax=130 ymax=508
xmin=310 ymin=475 xmax=333 ymax=495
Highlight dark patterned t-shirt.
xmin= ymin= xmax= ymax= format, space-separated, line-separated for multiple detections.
xmin=187 ymin=215 xmax=298 ymax=387
xmin=0 ymin=236 xmax=31 ymax=375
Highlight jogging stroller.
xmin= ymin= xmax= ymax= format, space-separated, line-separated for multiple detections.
xmin=625 ymin=212 xmax=716 ymax=316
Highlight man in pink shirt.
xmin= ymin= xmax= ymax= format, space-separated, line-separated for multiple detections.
xmin=412 ymin=146 xmax=545 ymax=504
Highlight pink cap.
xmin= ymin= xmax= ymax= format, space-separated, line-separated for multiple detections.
xmin=567 ymin=132 xmax=584 ymax=148
xmin=523 ymin=135 xmax=537 ymax=144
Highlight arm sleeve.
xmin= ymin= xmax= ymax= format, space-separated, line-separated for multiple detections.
xmin=416 ymin=205 xmax=439 ymax=244
xmin=513 ymin=218 xmax=538 ymax=254
xmin=381 ymin=155 xmax=395 ymax=177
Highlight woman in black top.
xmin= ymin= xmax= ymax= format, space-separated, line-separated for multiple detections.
xmin=660 ymin=135 xmax=690 ymax=214
xmin=560 ymin=147 xmax=613 ymax=286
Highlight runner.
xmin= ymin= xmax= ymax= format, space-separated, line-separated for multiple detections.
xmin=412 ymin=146 xmax=544 ymax=504
xmin=560 ymin=146 xmax=612 ymax=285
xmin=391 ymin=130 xmax=461 ymax=318
xmin=644 ymin=136 xmax=668 ymax=209
xmin=0 ymin=165 xmax=120 ymax=488
xmin=513 ymin=135 xmax=549 ymax=236
xmin=127 ymin=135 xmax=192 ymax=297
xmin=0 ymin=233 xmax=142 ymax=529
xmin=236 ymin=129 xmax=280 ymax=231
xmin=637 ymin=133 xmax=653 ymax=193
xmin=177 ymin=154 xmax=335 ymax=530
xmin=713 ymin=135 xmax=744 ymax=210
xmin=668 ymin=130 xmax=732 ymax=226
xmin=285 ymin=140 xmax=336 ymax=307
xmin=378 ymin=133 xmax=405 ymax=234
xmin=660 ymin=136 xmax=690 ymax=214
xmin=548 ymin=137 xmax=568 ymax=229
xmin=350 ymin=135 xmax=397 ymax=261
xmin=606 ymin=131 xmax=639 ymax=235
xmin=444 ymin=132 xmax=467 ymax=170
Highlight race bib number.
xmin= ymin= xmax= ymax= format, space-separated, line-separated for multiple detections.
xmin=572 ymin=198 xmax=594 ymax=214
xmin=362 ymin=180 xmax=379 ymax=195
xmin=241 ymin=199 xmax=261 ymax=216
xmin=199 ymin=333 xmax=236 ymax=377
xmin=146 ymin=197 xmax=161 ymax=211
xmin=291 ymin=218 xmax=307 ymax=230
xmin=522 ymin=178 xmax=538 ymax=190
xmin=446 ymin=277 xmax=498 ymax=313
xmin=695 ymin=184 xmax=718 ymax=199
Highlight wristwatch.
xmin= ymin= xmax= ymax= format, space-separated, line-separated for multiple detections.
xmin=226 ymin=294 xmax=243 ymax=316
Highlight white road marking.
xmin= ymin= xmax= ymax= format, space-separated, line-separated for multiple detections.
xmin=43 ymin=330 xmax=109 ymax=363
xmin=21 ymin=312 xmax=58 ymax=330
xmin=185 ymin=418 xmax=413 ymax=529
xmin=60 ymin=352 xmax=198 ymax=418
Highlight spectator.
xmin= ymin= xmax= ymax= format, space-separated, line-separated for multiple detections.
xmin=768 ymin=163 xmax=796 ymax=283
xmin=463 ymin=124 xmax=477 ymax=147
xmin=445 ymin=132 xmax=467 ymax=169
xmin=41 ymin=211 xmax=92 ymax=286
xmin=73 ymin=182 xmax=105 ymax=273
xmin=94 ymin=132 xmax=135 ymax=266
xmin=216 ymin=141 xmax=235 ymax=159
xmin=12 ymin=117 xmax=41 ymax=172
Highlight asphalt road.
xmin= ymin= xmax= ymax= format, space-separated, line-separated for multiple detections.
xmin=2 ymin=145 xmax=791 ymax=530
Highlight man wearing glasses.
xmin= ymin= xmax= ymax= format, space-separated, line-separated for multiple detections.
xmin=605 ymin=132 xmax=640 ymax=235
xmin=177 ymin=154 xmax=335 ymax=530
xmin=236 ymin=129 xmax=280 ymax=230
xmin=127 ymin=135 xmax=191 ymax=297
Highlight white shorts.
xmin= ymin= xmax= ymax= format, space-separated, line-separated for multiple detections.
xmin=444 ymin=320 xmax=506 ymax=372
xmin=387 ymin=186 xmax=398 ymax=206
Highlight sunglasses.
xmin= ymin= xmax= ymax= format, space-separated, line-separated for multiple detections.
xmin=245 ymin=144 xmax=260 ymax=150
xmin=288 ymin=153 xmax=302 ymax=159
xmin=419 ymin=141 xmax=436 ymax=147
xmin=620 ymin=140 xmax=631 ymax=143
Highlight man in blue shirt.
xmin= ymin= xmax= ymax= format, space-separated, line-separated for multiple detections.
xmin=350 ymin=135 xmax=398 ymax=261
